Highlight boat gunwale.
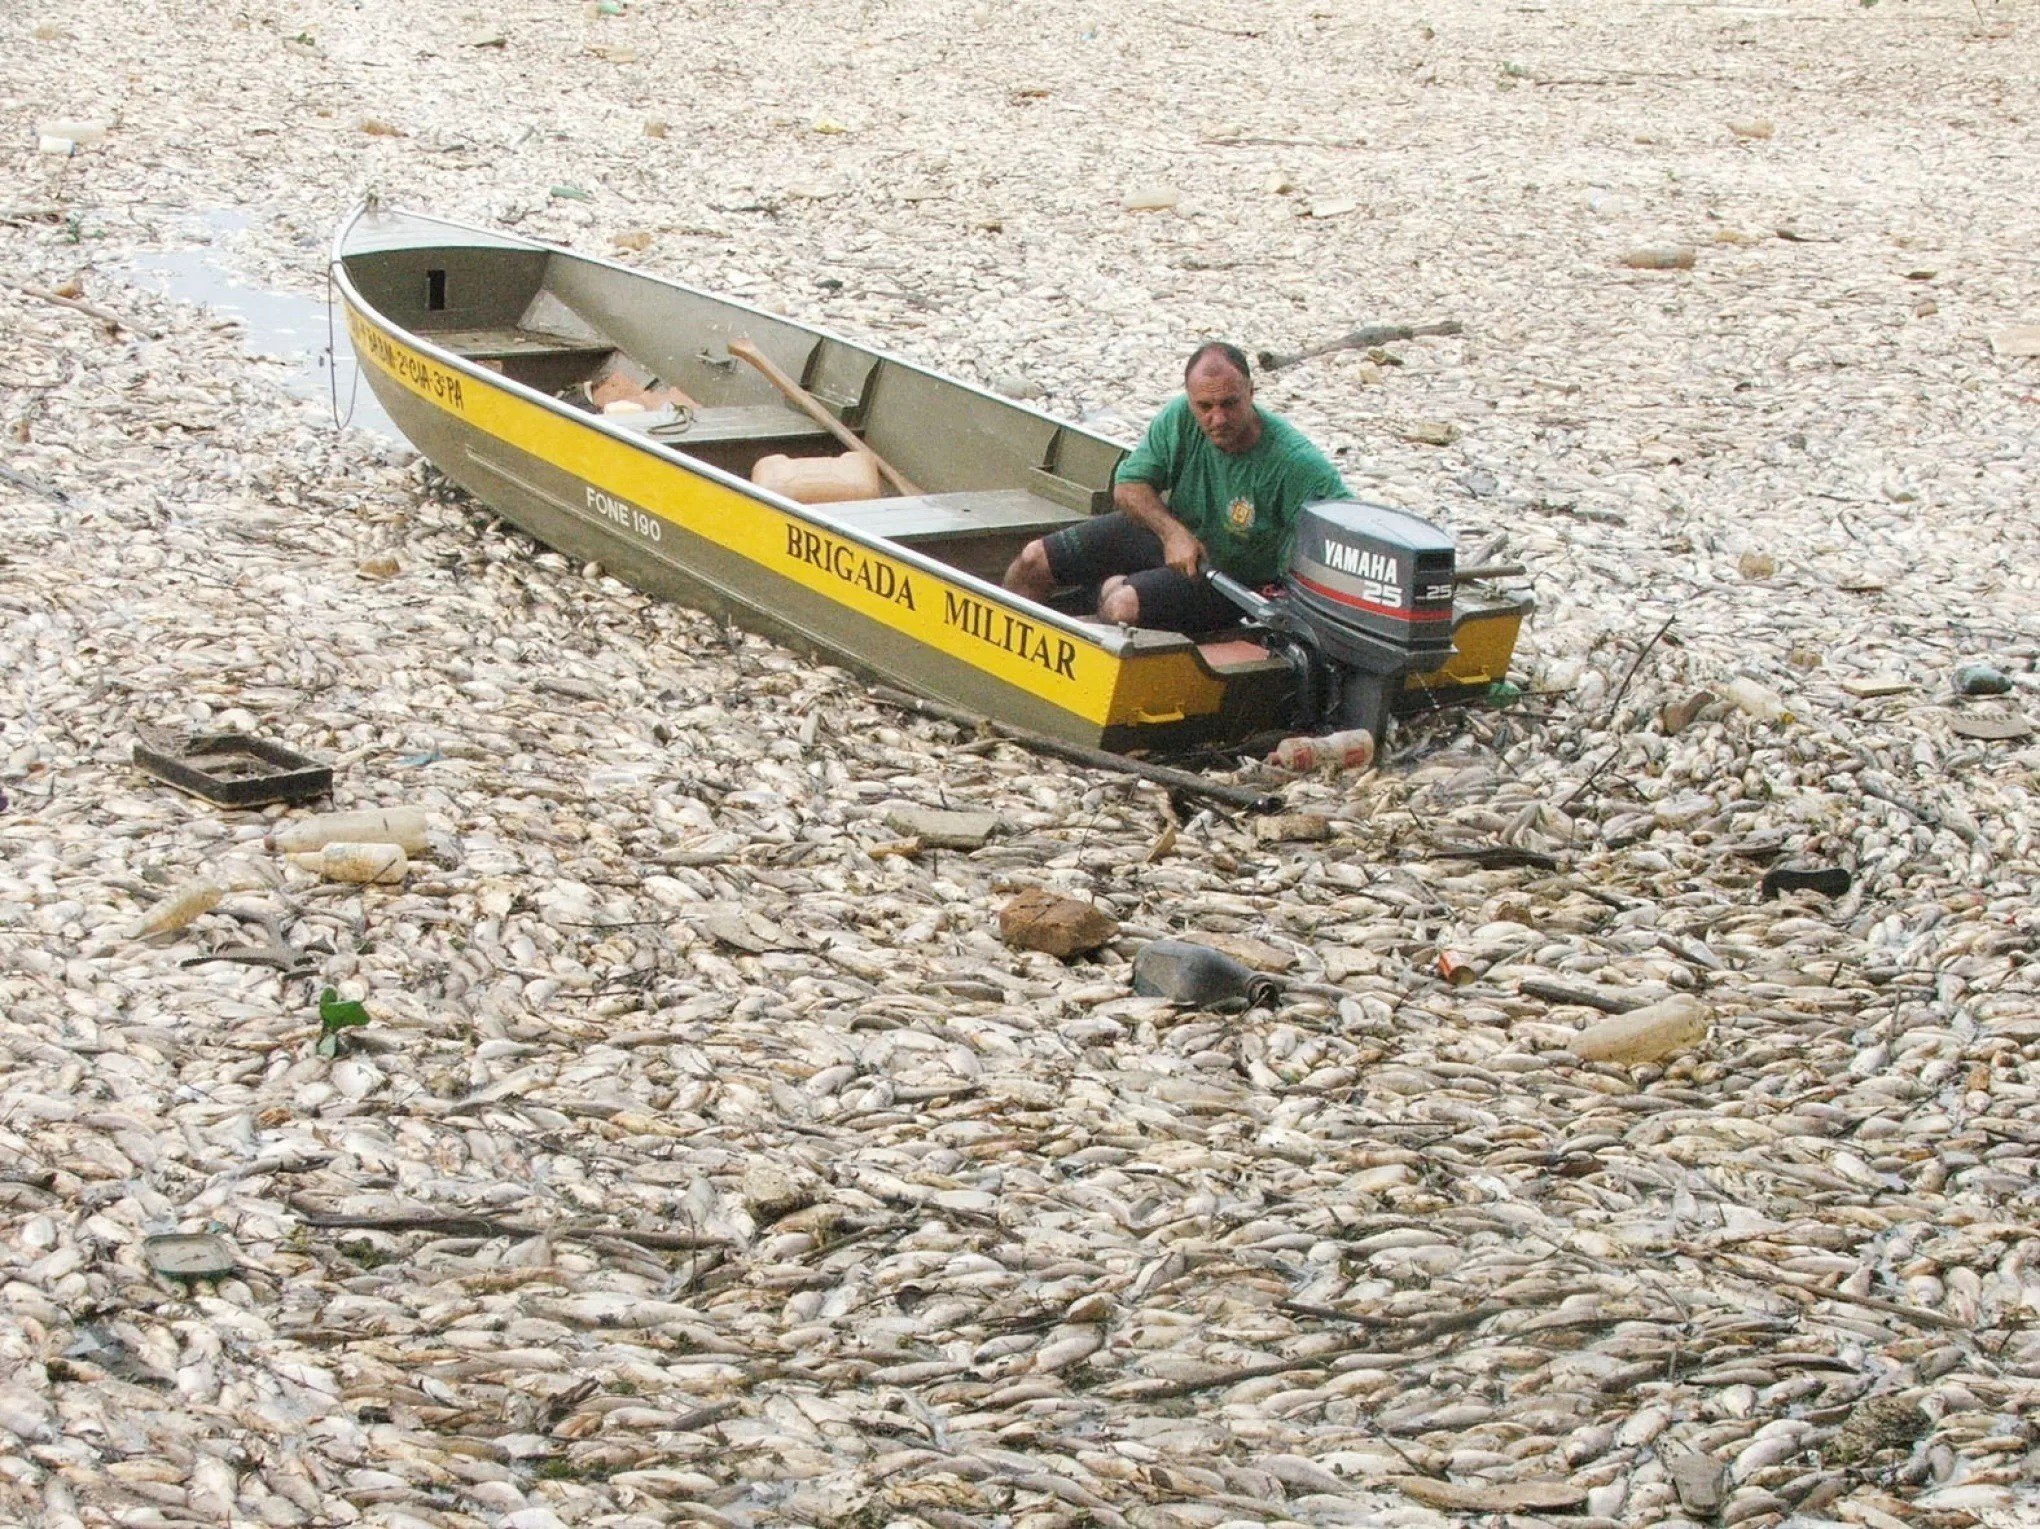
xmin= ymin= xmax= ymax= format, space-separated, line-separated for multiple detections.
xmin=328 ymin=203 xmax=1212 ymax=668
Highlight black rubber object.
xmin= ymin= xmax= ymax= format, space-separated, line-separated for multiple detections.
xmin=1760 ymin=864 xmax=1852 ymax=901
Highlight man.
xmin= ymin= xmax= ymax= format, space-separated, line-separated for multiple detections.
xmin=1003 ymin=342 xmax=1351 ymax=632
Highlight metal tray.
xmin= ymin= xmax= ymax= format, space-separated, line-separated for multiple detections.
xmin=133 ymin=731 xmax=333 ymax=809
xmin=142 ymin=1231 xmax=238 ymax=1279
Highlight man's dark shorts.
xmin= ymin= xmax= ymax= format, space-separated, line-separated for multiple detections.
xmin=1041 ymin=512 xmax=1243 ymax=634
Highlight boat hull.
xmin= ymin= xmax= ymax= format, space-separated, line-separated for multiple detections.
xmin=332 ymin=207 xmax=1527 ymax=753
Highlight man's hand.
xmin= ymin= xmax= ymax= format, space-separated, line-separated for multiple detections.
xmin=1116 ymin=480 xmax=1205 ymax=578
xmin=1160 ymin=524 xmax=1205 ymax=579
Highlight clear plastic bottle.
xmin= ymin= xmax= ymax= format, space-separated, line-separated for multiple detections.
xmin=1572 ymin=995 xmax=1708 ymax=1065
xmin=286 ymin=842 xmax=408 ymax=884
xmin=1132 ymin=939 xmax=1281 ymax=1009
xmin=272 ymin=807 xmax=429 ymax=853
xmin=36 ymin=119 xmax=110 ymax=147
xmin=1722 ymin=677 xmax=1792 ymax=724
xmin=1269 ymin=728 xmax=1375 ymax=773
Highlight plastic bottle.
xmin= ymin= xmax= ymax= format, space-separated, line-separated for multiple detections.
xmin=1571 ymin=995 xmax=1708 ymax=1065
xmin=36 ymin=120 xmax=110 ymax=147
xmin=1269 ymin=728 xmax=1375 ymax=773
xmin=1722 ymin=677 xmax=1793 ymax=724
xmin=1620 ymin=245 xmax=1698 ymax=270
xmin=128 ymin=880 xmax=224 ymax=939
xmin=286 ymin=843 xmax=408 ymax=884
xmin=1132 ymin=939 xmax=1281 ymax=1010
xmin=272 ymin=807 xmax=429 ymax=854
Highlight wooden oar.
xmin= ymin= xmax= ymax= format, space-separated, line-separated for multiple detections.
xmin=727 ymin=336 xmax=923 ymax=498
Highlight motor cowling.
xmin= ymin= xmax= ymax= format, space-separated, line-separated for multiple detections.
xmin=1283 ymin=500 xmax=1456 ymax=665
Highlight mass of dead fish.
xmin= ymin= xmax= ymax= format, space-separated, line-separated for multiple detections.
xmin=2 ymin=0 xmax=2037 ymax=1525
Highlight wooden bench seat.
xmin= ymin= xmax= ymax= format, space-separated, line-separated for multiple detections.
xmin=832 ymin=488 xmax=1090 ymax=546
xmin=426 ymin=325 xmax=620 ymax=395
xmin=426 ymin=325 xmax=608 ymax=360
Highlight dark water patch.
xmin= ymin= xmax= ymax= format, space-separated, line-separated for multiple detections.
xmin=117 ymin=215 xmax=403 ymax=442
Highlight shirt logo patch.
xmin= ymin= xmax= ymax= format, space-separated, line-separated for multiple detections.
xmin=1226 ymin=496 xmax=1256 ymax=533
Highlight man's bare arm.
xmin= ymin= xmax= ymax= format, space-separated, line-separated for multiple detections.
xmin=1115 ymin=481 xmax=1204 ymax=578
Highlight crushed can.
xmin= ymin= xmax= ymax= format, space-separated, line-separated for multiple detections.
xmin=1436 ymin=950 xmax=1478 ymax=987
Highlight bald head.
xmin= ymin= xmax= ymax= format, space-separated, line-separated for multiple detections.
xmin=1184 ymin=341 xmax=1252 ymax=388
xmin=1183 ymin=342 xmax=1260 ymax=455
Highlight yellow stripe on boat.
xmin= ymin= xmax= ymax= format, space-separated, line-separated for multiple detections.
xmin=345 ymin=304 xmax=1235 ymax=730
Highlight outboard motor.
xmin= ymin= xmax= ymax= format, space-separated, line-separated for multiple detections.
xmin=1209 ymin=500 xmax=1458 ymax=742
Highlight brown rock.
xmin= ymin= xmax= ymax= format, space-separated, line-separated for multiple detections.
xmin=998 ymin=888 xmax=1118 ymax=959
xmin=1738 ymin=550 xmax=1777 ymax=579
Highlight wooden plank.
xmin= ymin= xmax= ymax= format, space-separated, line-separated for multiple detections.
xmin=425 ymin=325 xmax=609 ymax=358
xmin=835 ymin=488 xmax=1087 ymax=544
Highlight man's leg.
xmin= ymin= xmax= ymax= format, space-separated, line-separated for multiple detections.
xmin=1098 ymin=576 xmax=1141 ymax=625
xmin=1005 ymin=513 xmax=1163 ymax=607
xmin=1002 ymin=539 xmax=1058 ymax=601
xmin=1107 ymin=567 xmax=1247 ymax=634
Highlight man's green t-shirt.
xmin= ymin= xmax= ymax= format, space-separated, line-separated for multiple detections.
xmin=1114 ymin=395 xmax=1352 ymax=585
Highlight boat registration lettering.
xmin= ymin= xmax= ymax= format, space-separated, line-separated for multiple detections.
xmin=785 ymin=525 xmax=917 ymax=610
xmin=347 ymin=311 xmax=468 ymax=412
xmin=587 ymin=486 xmax=662 ymax=543
xmin=943 ymin=591 xmax=1078 ymax=681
